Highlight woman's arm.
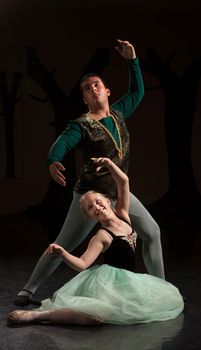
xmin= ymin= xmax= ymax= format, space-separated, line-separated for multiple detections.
xmin=45 ymin=229 xmax=110 ymax=272
xmin=91 ymin=157 xmax=130 ymax=216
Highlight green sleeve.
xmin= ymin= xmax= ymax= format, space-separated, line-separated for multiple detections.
xmin=47 ymin=121 xmax=82 ymax=165
xmin=111 ymin=58 xmax=144 ymax=120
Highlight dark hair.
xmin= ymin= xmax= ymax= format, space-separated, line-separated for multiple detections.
xmin=80 ymin=73 xmax=109 ymax=91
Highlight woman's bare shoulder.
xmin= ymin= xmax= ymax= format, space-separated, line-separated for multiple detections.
xmin=93 ymin=228 xmax=113 ymax=248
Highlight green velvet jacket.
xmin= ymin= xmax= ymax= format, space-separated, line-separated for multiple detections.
xmin=48 ymin=58 xmax=144 ymax=198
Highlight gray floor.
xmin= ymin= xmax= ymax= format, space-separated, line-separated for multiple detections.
xmin=0 ymin=213 xmax=201 ymax=350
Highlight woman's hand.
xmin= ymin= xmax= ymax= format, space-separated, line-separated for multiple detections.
xmin=44 ymin=243 xmax=64 ymax=257
xmin=91 ymin=157 xmax=111 ymax=172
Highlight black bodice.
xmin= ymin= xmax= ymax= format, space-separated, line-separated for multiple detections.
xmin=103 ymin=227 xmax=137 ymax=272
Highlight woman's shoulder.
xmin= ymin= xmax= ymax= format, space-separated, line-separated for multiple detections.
xmin=94 ymin=228 xmax=113 ymax=249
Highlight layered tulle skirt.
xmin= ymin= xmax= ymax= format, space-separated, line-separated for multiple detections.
xmin=40 ymin=264 xmax=184 ymax=325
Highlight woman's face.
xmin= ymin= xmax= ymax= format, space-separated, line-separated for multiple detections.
xmin=82 ymin=192 xmax=111 ymax=220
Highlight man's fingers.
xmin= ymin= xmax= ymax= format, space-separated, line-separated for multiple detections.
xmin=54 ymin=169 xmax=66 ymax=186
xmin=57 ymin=163 xmax=65 ymax=171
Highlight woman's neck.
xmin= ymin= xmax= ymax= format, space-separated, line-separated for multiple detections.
xmin=100 ymin=215 xmax=121 ymax=229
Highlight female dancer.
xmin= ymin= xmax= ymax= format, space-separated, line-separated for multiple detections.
xmin=8 ymin=158 xmax=183 ymax=325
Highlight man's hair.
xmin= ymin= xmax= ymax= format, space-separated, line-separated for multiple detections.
xmin=80 ymin=73 xmax=109 ymax=91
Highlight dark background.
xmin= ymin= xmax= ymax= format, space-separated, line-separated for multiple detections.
xmin=0 ymin=0 xmax=201 ymax=259
xmin=0 ymin=2 xmax=201 ymax=349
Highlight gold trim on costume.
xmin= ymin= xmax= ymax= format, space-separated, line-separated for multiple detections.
xmin=95 ymin=111 xmax=123 ymax=159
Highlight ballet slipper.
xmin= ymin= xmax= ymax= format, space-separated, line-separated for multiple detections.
xmin=14 ymin=289 xmax=41 ymax=307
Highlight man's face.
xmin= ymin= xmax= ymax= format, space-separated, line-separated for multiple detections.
xmin=81 ymin=76 xmax=110 ymax=109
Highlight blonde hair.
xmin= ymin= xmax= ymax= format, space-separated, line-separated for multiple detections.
xmin=79 ymin=191 xmax=112 ymax=216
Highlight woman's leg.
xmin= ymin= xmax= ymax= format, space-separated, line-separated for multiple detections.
xmin=16 ymin=192 xmax=97 ymax=299
xmin=129 ymin=193 xmax=165 ymax=279
xmin=7 ymin=309 xmax=102 ymax=326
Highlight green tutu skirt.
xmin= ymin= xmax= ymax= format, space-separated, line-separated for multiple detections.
xmin=40 ymin=264 xmax=184 ymax=325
